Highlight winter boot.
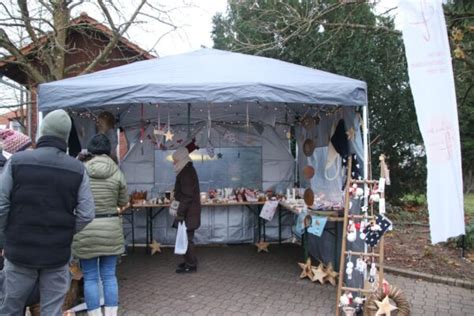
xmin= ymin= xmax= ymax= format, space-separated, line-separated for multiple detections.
xmin=87 ymin=308 xmax=103 ymax=316
xmin=104 ymin=306 xmax=118 ymax=316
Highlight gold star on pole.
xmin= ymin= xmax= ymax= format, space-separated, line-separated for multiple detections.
xmin=346 ymin=127 xmax=356 ymax=141
xmin=374 ymin=295 xmax=398 ymax=315
xmin=323 ymin=262 xmax=338 ymax=286
xmin=149 ymin=240 xmax=162 ymax=255
xmin=255 ymin=241 xmax=269 ymax=253
xmin=310 ymin=264 xmax=327 ymax=284
xmin=297 ymin=258 xmax=314 ymax=280
xmin=164 ymin=129 xmax=174 ymax=142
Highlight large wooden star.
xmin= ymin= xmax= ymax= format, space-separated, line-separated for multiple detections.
xmin=311 ymin=263 xmax=327 ymax=284
xmin=374 ymin=295 xmax=398 ymax=315
xmin=297 ymin=258 xmax=314 ymax=280
xmin=324 ymin=262 xmax=338 ymax=286
xmin=164 ymin=129 xmax=174 ymax=142
xmin=255 ymin=241 xmax=269 ymax=253
xmin=149 ymin=239 xmax=162 ymax=255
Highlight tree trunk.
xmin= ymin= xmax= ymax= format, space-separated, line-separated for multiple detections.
xmin=51 ymin=0 xmax=70 ymax=80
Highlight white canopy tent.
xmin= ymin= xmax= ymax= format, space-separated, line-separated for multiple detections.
xmin=38 ymin=48 xmax=369 ymax=252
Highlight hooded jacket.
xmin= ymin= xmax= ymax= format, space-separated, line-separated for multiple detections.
xmin=72 ymin=154 xmax=128 ymax=259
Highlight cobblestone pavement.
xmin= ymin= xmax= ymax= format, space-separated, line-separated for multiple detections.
xmin=116 ymin=244 xmax=474 ymax=316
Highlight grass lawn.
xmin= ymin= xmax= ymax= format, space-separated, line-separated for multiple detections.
xmin=465 ymin=193 xmax=474 ymax=216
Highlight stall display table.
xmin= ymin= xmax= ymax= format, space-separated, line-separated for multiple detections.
xmin=125 ymin=201 xmax=269 ymax=254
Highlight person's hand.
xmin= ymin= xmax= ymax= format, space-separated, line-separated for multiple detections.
xmin=118 ymin=202 xmax=131 ymax=214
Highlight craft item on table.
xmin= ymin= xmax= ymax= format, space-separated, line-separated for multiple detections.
xmin=310 ymin=263 xmax=328 ymax=284
xmin=297 ymin=258 xmax=314 ymax=280
xmin=303 ymin=188 xmax=314 ymax=207
xmin=324 ymin=262 xmax=338 ymax=286
xmin=303 ymin=138 xmax=316 ymax=157
xmin=365 ymin=286 xmax=410 ymax=316
xmin=260 ymin=200 xmax=279 ymax=221
xmin=364 ymin=215 xmax=393 ymax=247
xmin=303 ymin=165 xmax=315 ymax=180
xmin=346 ymin=252 xmax=354 ymax=280
xmin=149 ymin=240 xmax=162 ymax=255
xmin=307 ymin=216 xmax=328 ymax=237
xmin=255 ymin=241 xmax=269 ymax=253
xmin=130 ymin=190 xmax=147 ymax=204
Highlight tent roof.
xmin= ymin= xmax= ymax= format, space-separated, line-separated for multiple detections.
xmin=38 ymin=48 xmax=367 ymax=112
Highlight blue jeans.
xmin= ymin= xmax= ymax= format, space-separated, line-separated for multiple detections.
xmin=80 ymin=256 xmax=118 ymax=310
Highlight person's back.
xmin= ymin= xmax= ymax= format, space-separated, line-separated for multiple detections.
xmin=72 ymin=133 xmax=128 ymax=316
xmin=0 ymin=110 xmax=95 ymax=316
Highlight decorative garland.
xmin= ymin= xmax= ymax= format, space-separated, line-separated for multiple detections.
xmin=364 ymin=285 xmax=410 ymax=316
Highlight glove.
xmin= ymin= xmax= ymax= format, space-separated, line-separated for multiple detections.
xmin=169 ymin=200 xmax=180 ymax=217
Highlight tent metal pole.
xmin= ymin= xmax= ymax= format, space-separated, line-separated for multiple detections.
xmin=363 ymin=101 xmax=370 ymax=256
xmin=187 ymin=103 xmax=191 ymax=138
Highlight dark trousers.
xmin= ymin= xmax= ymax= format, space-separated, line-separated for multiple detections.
xmin=184 ymin=230 xmax=197 ymax=267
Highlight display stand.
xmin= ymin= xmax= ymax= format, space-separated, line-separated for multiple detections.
xmin=335 ymin=157 xmax=385 ymax=316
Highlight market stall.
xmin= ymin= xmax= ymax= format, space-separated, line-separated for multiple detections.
xmin=38 ymin=48 xmax=368 ymax=258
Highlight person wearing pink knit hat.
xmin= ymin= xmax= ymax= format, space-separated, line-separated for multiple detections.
xmin=0 ymin=129 xmax=32 ymax=156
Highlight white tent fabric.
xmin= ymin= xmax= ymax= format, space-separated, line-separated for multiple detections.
xmin=38 ymin=48 xmax=367 ymax=111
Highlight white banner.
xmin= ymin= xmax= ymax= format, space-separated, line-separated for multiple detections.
xmin=399 ymin=0 xmax=465 ymax=243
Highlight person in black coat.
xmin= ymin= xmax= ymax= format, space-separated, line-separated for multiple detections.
xmin=171 ymin=146 xmax=201 ymax=273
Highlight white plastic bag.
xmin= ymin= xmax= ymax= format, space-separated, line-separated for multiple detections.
xmin=174 ymin=221 xmax=188 ymax=255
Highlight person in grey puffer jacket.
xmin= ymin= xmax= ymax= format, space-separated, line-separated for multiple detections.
xmin=72 ymin=134 xmax=128 ymax=316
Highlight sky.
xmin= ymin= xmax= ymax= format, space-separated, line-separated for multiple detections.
xmin=0 ymin=0 xmax=399 ymax=110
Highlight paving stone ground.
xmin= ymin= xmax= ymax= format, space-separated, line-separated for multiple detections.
xmin=115 ymin=244 xmax=474 ymax=316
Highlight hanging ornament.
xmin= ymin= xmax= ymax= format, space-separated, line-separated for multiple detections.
xmin=346 ymin=252 xmax=354 ymax=280
xmin=356 ymin=257 xmax=367 ymax=274
xmin=140 ymin=104 xmax=145 ymax=144
xmin=369 ymin=262 xmax=377 ymax=283
xmin=164 ymin=112 xmax=174 ymax=142
xmin=359 ymin=221 xmax=367 ymax=240
xmin=206 ymin=106 xmax=215 ymax=158
xmin=339 ymin=292 xmax=353 ymax=307
xmin=154 ymin=104 xmax=166 ymax=136
xmin=347 ymin=220 xmax=357 ymax=242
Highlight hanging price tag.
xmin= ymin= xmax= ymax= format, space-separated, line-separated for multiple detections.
xmin=260 ymin=201 xmax=279 ymax=221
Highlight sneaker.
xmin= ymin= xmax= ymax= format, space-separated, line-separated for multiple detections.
xmin=175 ymin=264 xmax=197 ymax=273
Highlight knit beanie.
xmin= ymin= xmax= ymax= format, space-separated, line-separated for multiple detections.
xmin=87 ymin=133 xmax=111 ymax=156
xmin=39 ymin=109 xmax=72 ymax=143
xmin=0 ymin=129 xmax=32 ymax=154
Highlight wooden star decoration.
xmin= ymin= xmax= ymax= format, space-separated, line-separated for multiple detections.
xmin=310 ymin=263 xmax=327 ymax=284
xmin=297 ymin=258 xmax=314 ymax=280
xmin=323 ymin=262 xmax=338 ymax=286
xmin=346 ymin=127 xmax=356 ymax=141
xmin=255 ymin=241 xmax=269 ymax=253
xmin=164 ymin=129 xmax=174 ymax=142
xmin=374 ymin=295 xmax=398 ymax=315
xmin=149 ymin=239 xmax=162 ymax=255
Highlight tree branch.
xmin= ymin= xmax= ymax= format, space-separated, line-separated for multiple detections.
xmin=80 ymin=0 xmax=147 ymax=75
xmin=0 ymin=28 xmax=47 ymax=83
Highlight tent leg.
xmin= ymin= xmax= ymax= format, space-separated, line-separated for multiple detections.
xmin=187 ymin=103 xmax=191 ymax=138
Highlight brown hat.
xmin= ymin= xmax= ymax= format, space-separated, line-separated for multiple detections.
xmin=303 ymin=166 xmax=315 ymax=180
xmin=303 ymin=138 xmax=316 ymax=157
